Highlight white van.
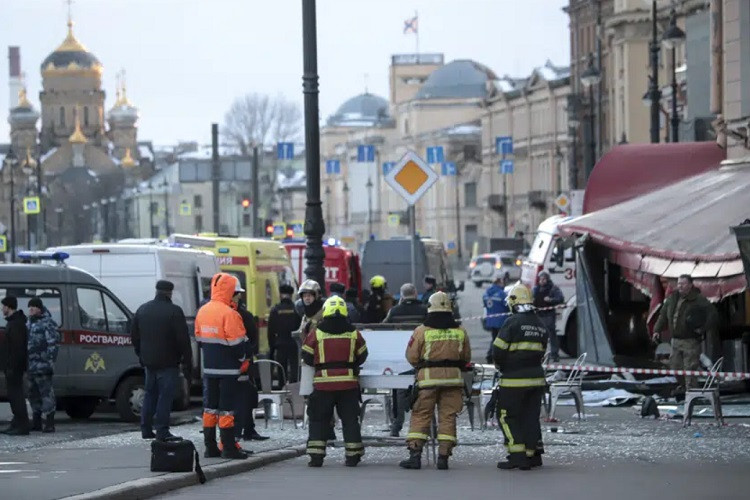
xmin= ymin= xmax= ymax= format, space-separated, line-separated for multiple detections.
xmin=520 ymin=215 xmax=578 ymax=356
xmin=47 ymin=243 xmax=219 ymax=317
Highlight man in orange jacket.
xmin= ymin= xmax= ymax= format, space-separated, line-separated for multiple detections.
xmin=195 ymin=273 xmax=249 ymax=460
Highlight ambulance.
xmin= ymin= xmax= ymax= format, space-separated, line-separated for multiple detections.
xmin=168 ymin=234 xmax=298 ymax=353
xmin=283 ymin=239 xmax=363 ymax=299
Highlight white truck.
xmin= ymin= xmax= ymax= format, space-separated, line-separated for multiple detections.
xmin=520 ymin=215 xmax=579 ymax=356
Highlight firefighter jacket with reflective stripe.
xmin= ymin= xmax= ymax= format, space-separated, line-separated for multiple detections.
xmin=301 ymin=328 xmax=368 ymax=391
xmin=406 ymin=325 xmax=471 ymax=388
xmin=492 ymin=310 xmax=548 ymax=387
xmin=195 ymin=273 xmax=247 ymax=377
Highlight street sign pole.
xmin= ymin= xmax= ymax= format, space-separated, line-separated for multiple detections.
xmin=211 ymin=124 xmax=220 ymax=233
xmin=252 ymin=145 xmax=260 ymax=236
xmin=409 ymin=204 xmax=417 ymax=287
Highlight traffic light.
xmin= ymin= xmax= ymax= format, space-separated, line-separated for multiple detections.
xmin=286 ymin=228 xmax=294 ymax=238
xmin=264 ymin=219 xmax=274 ymax=235
xmin=241 ymin=198 xmax=251 ymax=209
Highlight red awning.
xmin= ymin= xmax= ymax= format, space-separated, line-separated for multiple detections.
xmin=583 ymin=142 xmax=725 ymax=214
xmin=562 ymin=161 xmax=750 ymax=301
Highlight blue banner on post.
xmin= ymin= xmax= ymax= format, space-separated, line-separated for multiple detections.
xmin=277 ymin=142 xmax=294 ymax=160
xmin=426 ymin=146 xmax=445 ymax=164
xmin=441 ymin=162 xmax=456 ymax=176
xmin=495 ymin=136 xmax=513 ymax=156
xmin=325 ymin=159 xmax=341 ymax=174
xmin=357 ymin=145 xmax=375 ymax=163
xmin=500 ymin=159 xmax=514 ymax=174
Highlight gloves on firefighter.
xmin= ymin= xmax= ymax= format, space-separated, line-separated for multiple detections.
xmin=240 ymin=359 xmax=250 ymax=374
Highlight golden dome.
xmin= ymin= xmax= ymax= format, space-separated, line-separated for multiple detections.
xmin=41 ymin=20 xmax=102 ymax=76
xmin=17 ymin=88 xmax=32 ymax=108
xmin=56 ymin=21 xmax=88 ymax=53
xmin=69 ymin=111 xmax=87 ymax=144
xmin=121 ymin=148 xmax=136 ymax=168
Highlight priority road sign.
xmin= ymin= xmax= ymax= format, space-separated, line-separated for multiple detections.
xmin=387 ymin=214 xmax=400 ymax=227
xmin=179 ymin=203 xmax=192 ymax=216
xmin=554 ymin=193 xmax=570 ymax=211
xmin=0 ymin=235 xmax=6 ymax=253
xmin=23 ymin=196 xmax=41 ymax=215
xmin=385 ymin=150 xmax=438 ymax=206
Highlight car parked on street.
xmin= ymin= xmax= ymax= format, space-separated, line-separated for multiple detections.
xmin=468 ymin=252 xmax=522 ymax=287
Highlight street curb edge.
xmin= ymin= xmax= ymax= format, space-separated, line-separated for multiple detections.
xmin=58 ymin=445 xmax=307 ymax=500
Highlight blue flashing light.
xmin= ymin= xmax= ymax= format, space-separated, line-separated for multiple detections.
xmin=17 ymin=251 xmax=70 ymax=262
xmin=217 ymin=247 xmax=230 ymax=254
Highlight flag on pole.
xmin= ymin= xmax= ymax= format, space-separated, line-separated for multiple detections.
xmin=403 ymin=14 xmax=418 ymax=34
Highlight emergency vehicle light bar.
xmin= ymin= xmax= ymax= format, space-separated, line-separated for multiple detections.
xmin=17 ymin=251 xmax=70 ymax=262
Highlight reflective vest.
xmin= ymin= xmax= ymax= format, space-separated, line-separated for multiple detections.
xmin=302 ymin=328 xmax=367 ymax=391
xmin=412 ymin=328 xmax=467 ymax=388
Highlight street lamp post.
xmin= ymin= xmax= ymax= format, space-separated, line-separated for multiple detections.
xmin=4 ymin=150 xmax=18 ymax=262
xmin=109 ymin=196 xmax=117 ymax=240
xmin=580 ymin=53 xmax=601 ymax=180
xmin=663 ymin=8 xmax=686 ymax=143
xmin=342 ymin=182 xmax=349 ymax=226
xmin=161 ymin=178 xmax=170 ymax=236
xmin=20 ymin=150 xmax=37 ymax=250
xmin=100 ymin=198 xmax=109 ymax=241
xmin=148 ymin=183 xmax=155 ymax=238
xmin=324 ymin=185 xmax=331 ymax=232
xmin=301 ymin=0 xmax=325 ymax=289
xmin=366 ymin=177 xmax=373 ymax=239
xmin=648 ymin=0 xmax=661 ymax=143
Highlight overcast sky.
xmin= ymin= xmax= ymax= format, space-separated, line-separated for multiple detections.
xmin=0 ymin=0 xmax=570 ymax=147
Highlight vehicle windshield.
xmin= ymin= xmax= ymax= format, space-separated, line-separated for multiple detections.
xmin=475 ymin=256 xmax=496 ymax=265
xmin=528 ymin=232 xmax=553 ymax=264
xmin=500 ymin=257 xmax=515 ymax=266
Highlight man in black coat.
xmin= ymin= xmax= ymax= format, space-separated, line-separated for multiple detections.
xmin=1 ymin=296 xmax=30 ymax=435
xmin=132 ymin=280 xmax=192 ymax=440
xmin=268 ymin=284 xmax=302 ymax=383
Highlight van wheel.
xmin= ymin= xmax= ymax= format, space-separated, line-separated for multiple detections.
xmin=115 ymin=375 xmax=145 ymax=422
xmin=561 ymin=314 xmax=578 ymax=357
xmin=64 ymin=397 xmax=99 ymax=420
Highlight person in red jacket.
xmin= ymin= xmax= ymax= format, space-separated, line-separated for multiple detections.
xmin=301 ymin=296 xmax=368 ymax=468
xmin=195 ymin=273 xmax=249 ymax=460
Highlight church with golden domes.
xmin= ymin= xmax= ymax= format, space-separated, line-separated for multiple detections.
xmin=9 ymin=16 xmax=142 ymax=173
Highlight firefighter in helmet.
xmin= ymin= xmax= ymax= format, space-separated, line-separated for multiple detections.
xmin=301 ymin=296 xmax=368 ymax=467
xmin=295 ymin=279 xmax=324 ymax=342
xmin=493 ymin=283 xmax=547 ymax=470
xmin=363 ymin=275 xmax=393 ymax=323
xmin=399 ymin=291 xmax=471 ymax=470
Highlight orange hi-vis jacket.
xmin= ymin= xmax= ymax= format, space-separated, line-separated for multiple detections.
xmin=195 ymin=273 xmax=247 ymax=377
xmin=302 ymin=327 xmax=368 ymax=391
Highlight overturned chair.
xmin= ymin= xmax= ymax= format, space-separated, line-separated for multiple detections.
xmin=683 ymin=357 xmax=724 ymax=427
xmin=545 ymin=353 xmax=587 ymax=421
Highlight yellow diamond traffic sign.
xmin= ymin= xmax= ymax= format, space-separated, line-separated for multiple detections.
xmin=554 ymin=194 xmax=570 ymax=211
xmin=385 ymin=151 xmax=438 ymax=205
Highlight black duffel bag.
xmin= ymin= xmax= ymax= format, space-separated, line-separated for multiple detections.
xmin=150 ymin=437 xmax=206 ymax=484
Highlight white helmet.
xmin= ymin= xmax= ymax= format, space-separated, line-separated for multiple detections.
xmin=298 ymin=279 xmax=321 ymax=298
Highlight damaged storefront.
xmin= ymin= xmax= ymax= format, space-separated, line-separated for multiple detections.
xmin=560 ymin=159 xmax=750 ymax=371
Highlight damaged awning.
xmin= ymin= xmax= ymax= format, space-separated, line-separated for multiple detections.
xmin=561 ymin=160 xmax=750 ymax=302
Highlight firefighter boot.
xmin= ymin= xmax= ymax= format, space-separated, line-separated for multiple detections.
xmin=345 ymin=455 xmax=361 ymax=467
xmin=437 ymin=455 xmax=449 ymax=470
xmin=31 ymin=413 xmax=42 ymax=432
xmin=220 ymin=428 xmax=249 ymax=460
xmin=530 ymin=453 xmax=543 ymax=468
xmin=203 ymin=427 xmax=221 ymax=458
xmin=42 ymin=413 xmax=55 ymax=433
xmin=497 ymin=456 xmax=531 ymax=471
xmin=308 ymin=455 xmax=324 ymax=467
xmin=399 ymin=449 xmax=422 ymax=470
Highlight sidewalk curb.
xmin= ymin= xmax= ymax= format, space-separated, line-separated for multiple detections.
xmin=59 ymin=445 xmax=306 ymax=500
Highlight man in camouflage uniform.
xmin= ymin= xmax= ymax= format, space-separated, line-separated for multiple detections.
xmin=26 ymin=298 xmax=61 ymax=433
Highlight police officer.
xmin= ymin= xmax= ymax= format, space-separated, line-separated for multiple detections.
xmin=195 ymin=273 xmax=249 ymax=460
xmin=268 ymin=284 xmax=302 ymax=383
xmin=363 ymin=275 xmax=393 ymax=323
xmin=296 ymin=280 xmax=324 ymax=341
xmin=301 ymin=296 xmax=368 ymax=468
xmin=483 ymin=276 xmax=509 ymax=363
xmin=493 ymin=283 xmax=547 ymax=471
xmin=399 ymin=292 xmax=471 ymax=471
xmin=26 ymin=298 xmax=60 ymax=433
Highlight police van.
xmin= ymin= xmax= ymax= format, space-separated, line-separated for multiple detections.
xmin=0 ymin=253 xmax=178 ymax=422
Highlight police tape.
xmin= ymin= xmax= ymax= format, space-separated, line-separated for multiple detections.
xmin=457 ymin=304 xmax=567 ymax=324
xmin=542 ymin=363 xmax=750 ymax=380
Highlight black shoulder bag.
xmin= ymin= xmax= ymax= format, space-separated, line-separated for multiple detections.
xmin=150 ymin=437 xmax=207 ymax=484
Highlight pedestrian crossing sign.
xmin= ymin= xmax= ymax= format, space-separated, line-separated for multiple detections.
xmin=23 ymin=196 xmax=41 ymax=215
xmin=0 ymin=235 xmax=6 ymax=253
xmin=179 ymin=203 xmax=192 ymax=216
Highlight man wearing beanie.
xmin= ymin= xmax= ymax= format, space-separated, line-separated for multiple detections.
xmin=132 ymin=280 xmax=192 ymax=440
xmin=1 ymin=296 xmax=29 ymax=435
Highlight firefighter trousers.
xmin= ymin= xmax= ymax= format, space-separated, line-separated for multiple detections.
xmin=497 ymin=386 xmax=544 ymax=464
xmin=203 ymin=376 xmax=239 ymax=440
xmin=406 ymin=386 xmax=463 ymax=456
xmin=306 ymin=389 xmax=364 ymax=459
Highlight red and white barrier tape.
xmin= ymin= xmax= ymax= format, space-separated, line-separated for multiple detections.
xmin=543 ymin=363 xmax=750 ymax=380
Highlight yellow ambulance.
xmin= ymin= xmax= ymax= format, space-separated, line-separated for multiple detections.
xmin=169 ymin=234 xmax=298 ymax=353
